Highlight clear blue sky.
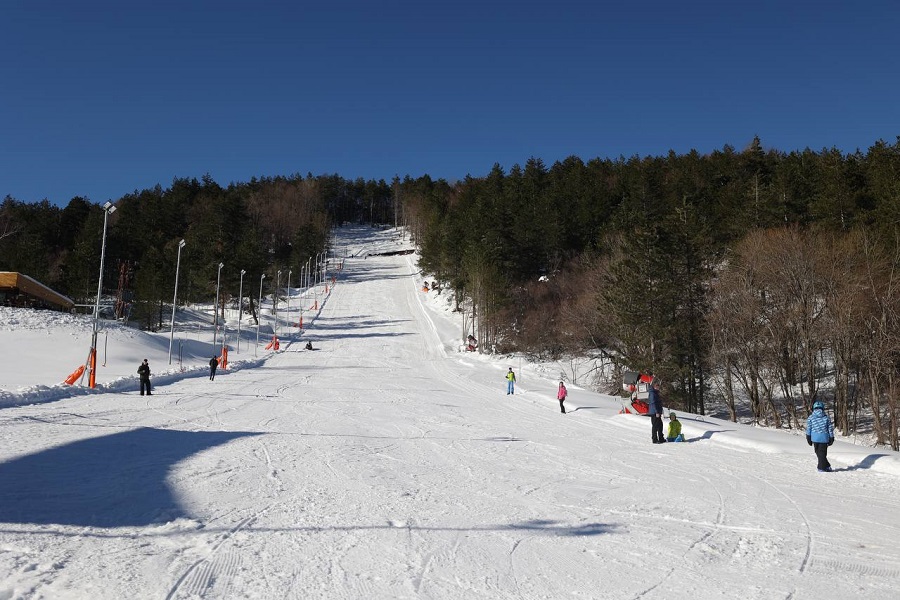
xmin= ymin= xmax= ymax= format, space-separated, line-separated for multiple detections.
xmin=2 ymin=1 xmax=898 ymax=207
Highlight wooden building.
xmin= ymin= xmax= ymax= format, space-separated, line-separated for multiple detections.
xmin=0 ymin=272 xmax=75 ymax=311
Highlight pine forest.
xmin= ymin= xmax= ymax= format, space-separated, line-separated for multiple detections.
xmin=3 ymin=137 xmax=900 ymax=448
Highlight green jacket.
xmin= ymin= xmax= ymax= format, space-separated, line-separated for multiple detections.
xmin=666 ymin=419 xmax=682 ymax=439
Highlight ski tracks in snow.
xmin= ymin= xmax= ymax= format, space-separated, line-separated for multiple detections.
xmin=164 ymin=512 xmax=266 ymax=600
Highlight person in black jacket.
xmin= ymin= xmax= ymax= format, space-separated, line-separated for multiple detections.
xmin=138 ymin=359 xmax=151 ymax=395
xmin=209 ymin=356 xmax=219 ymax=381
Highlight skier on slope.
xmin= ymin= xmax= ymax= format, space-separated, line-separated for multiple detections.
xmin=137 ymin=359 xmax=151 ymax=395
xmin=806 ymin=400 xmax=835 ymax=472
xmin=209 ymin=356 xmax=219 ymax=381
xmin=506 ymin=368 xmax=516 ymax=395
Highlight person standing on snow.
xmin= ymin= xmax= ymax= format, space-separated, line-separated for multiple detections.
xmin=138 ymin=359 xmax=152 ymax=395
xmin=466 ymin=334 xmax=477 ymax=352
xmin=506 ymin=367 xmax=516 ymax=395
xmin=648 ymin=379 xmax=665 ymax=444
xmin=806 ymin=400 xmax=835 ymax=472
xmin=557 ymin=381 xmax=568 ymax=413
xmin=209 ymin=356 xmax=219 ymax=381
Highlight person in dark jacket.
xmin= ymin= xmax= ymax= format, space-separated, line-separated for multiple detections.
xmin=138 ymin=359 xmax=151 ymax=395
xmin=209 ymin=356 xmax=219 ymax=381
xmin=806 ymin=400 xmax=835 ymax=472
xmin=648 ymin=379 xmax=665 ymax=444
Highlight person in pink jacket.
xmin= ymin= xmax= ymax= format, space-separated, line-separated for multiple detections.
xmin=557 ymin=381 xmax=568 ymax=414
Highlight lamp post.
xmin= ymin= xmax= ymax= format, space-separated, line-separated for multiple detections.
xmin=313 ymin=252 xmax=321 ymax=306
xmin=314 ymin=252 xmax=321 ymax=287
xmin=286 ymin=268 xmax=292 ymax=335
xmin=275 ymin=269 xmax=282 ymax=337
xmin=298 ymin=265 xmax=305 ymax=330
xmin=237 ymin=269 xmax=245 ymax=352
xmin=88 ymin=201 xmax=116 ymax=388
xmin=168 ymin=239 xmax=186 ymax=364
xmin=213 ymin=261 xmax=224 ymax=345
xmin=305 ymin=257 xmax=311 ymax=291
xmin=256 ymin=273 xmax=265 ymax=355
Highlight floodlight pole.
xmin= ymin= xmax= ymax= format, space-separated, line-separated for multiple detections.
xmin=237 ymin=269 xmax=245 ymax=352
xmin=305 ymin=257 xmax=311 ymax=291
xmin=88 ymin=201 xmax=116 ymax=388
xmin=256 ymin=273 xmax=265 ymax=356
xmin=286 ymin=268 xmax=292 ymax=335
xmin=275 ymin=269 xmax=281 ymax=337
xmin=314 ymin=252 xmax=321 ymax=287
xmin=313 ymin=252 xmax=321 ymax=305
xmin=213 ymin=261 xmax=224 ymax=345
xmin=299 ymin=265 xmax=305 ymax=330
xmin=168 ymin=239 xmax=186 ymax=364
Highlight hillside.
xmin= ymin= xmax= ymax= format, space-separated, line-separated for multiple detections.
xmin=1 ymin=226 xmax=899 ymax=599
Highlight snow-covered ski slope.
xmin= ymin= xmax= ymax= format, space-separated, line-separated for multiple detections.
xmin=1 ymin=226 xmax=899 ymax=599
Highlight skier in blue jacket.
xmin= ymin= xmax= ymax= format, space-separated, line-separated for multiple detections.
xmin=806 ymin=400 xmax=835 ymax=472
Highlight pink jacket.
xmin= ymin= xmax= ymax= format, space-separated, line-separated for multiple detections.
xmin=557 ymin=385 xmax=567 ymax=400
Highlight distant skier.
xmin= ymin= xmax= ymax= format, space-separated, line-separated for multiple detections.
xmin=649 ymin=379 xmax=665 ymax=444
xmin=466 ymin=335 xmax=477 ymax=352
xmin=137 ymin=359 xmax=151 ymax=395
xmin=666 ymin=412 xmax=684 ymax=442
xmin=305 ymin=340 xmax=313 ymax=351
xmin=506 ymin=368 xmax=516 ymax=395
xmin=806 ymin=400 xmax=835 ymax=472
xmin=209 ymin=356 xmax=219 ymax=381
xmin=557 ymin=381 xmax=568 ymax=413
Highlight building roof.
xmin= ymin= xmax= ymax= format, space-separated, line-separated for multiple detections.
xmin=0 ymin=272 xmax=75 ymax=310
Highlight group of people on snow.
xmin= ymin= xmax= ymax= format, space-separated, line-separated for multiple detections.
xmin=649 ymin=377 xmax=833 ymax=469
xmin=510 ymin=369 xmax=835 ymax=472
xmin=646 ymin=379 xmax=684 ymax=443
xmin=137 ymin=338 xmax=320 ymax=391
xmin=144 ymin=350 xmax=837 ymax=473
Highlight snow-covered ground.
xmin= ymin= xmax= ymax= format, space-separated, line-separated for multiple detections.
xmin=1 ymin=226 xmax=899 ymax=599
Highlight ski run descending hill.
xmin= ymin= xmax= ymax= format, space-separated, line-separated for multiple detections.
xmin=1 ymin=226 xmax=899 ymax=599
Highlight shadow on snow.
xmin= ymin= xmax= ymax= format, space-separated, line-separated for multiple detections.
xmin=0 ymin=427 xmax=261 ymax=528
xmin=0 ymin=519 xmax=620 ymax=539
xmin=834 ymin=453 xmax=892 ymax=471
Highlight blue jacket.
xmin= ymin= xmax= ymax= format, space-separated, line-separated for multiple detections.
xmin=648 ymin=388 xmax=663 ymax=415
xmin=806 ymin=408 xmax=834 ymax=443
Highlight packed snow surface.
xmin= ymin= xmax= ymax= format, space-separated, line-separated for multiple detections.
xmin=1 ymin=226 xmax=899 ymax=599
